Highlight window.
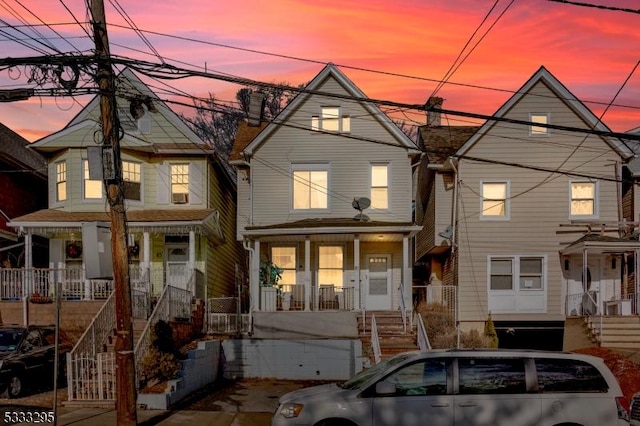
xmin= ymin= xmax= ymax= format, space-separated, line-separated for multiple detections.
xmin=56 ymin=161 xmax=67 ymax=202
xmin=458 ymin=358 xmax=527 ymax=394
xmin=293 ymin=166 xmax=328 ymax=210
xmin=170 ymin=164 xmax=189 ymax=204
xmin=530 ymin=113 xmax=549 ymax=135
xmin=490 ymin=256 xmax=544 ymax=291
xmin=384 ymin=359 xmax=449 ymax=396
xmin=371 ymin=164 xmax=389 ymax=209
xmin=123 ymin=160 xmax=141 ymax=201
xmin=312 ymin=106 xmax=350 ymax=133
xmin=83 ymin=159 xmax=103 ymax=199
xmin=271 ymin=246 xmax=296 ymax=285
xmin=318 ymin=246 xmax=343 ymax=287
xmin=536 ymin=358 xmax=608 ymax=393
xmin=570 ymin=181 xmax=596 ymax=217
xmin=481 ymin=182 xmax=508 ymax=219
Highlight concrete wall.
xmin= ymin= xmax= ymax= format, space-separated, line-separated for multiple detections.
xmin=138 ymin=339 xmax=221 ymax=410
xmin=222 ymin=339 xmax=364 ymax=381
xmin=251 ymin=312 xmax=359 ymax=339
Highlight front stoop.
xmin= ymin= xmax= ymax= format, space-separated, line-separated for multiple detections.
xmin=358 ymin=310 xmax=417 ymax=364
xmin=586 ymin=316 xmax=640 ymax=350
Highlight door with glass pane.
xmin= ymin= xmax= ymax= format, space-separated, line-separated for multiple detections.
xmin=365 ymin=254 xmax=391 ymax=310
xmin=165 ymin=244 xmax=189 ymax=290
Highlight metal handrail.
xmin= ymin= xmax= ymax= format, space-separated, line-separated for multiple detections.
xmin=416 ymin=311 xmax=431 ymax=351
xmin=371 ymin=314 xmax=381 ymax=364
xmin=399 ymin=281 xmax=407 ymax=333
xmin=68 ymin=291 xmax=116 ymax=358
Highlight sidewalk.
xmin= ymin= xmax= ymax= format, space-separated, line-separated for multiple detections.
xmin=1 ymin=380 xmax=315 ymax=426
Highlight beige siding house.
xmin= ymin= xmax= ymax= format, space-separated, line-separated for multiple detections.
xmin=9 ymin=68 xmax=243 ymax=302
xmin=231 ymin=64 xmax=421 ymax=321
xmin=416 ymin=66 xmax=638 ymax=349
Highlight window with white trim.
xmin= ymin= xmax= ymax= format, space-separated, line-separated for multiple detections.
xmin=318 ymin=246 xmax=343 ymax=287
xmin=170 ymin=163 xmax=189 ymax=204
xmin=570 ymin=181 xmax=597 ymax=217
xmin=83 ymin=159 xmax=103 ymax=200
xmin=530 ymin=113 xmax=549 ymax=135
xmin=371 ymin=164 xmax=389 ymax=209
xmin=123 ymin=160 xmax=142 ymax=201
xmin=481 ymin=182 xmax=509 ymax=219
xmin=490 ymin=256 xmax=544 ymax=291
xmin=311 ymin=107 xmax=350 ymax=133
xmin=56 ymin=161 xmax=67 ymax=202
xmin=271 ymin=246 xmax=297 ymax=285
xmin=292 ymin=165 xmax=328 ymax=210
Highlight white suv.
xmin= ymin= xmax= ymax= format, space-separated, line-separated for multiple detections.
xmin=272 ymin=349 xmax=630 ymax=426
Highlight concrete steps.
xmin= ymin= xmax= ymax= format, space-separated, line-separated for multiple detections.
xmin=102 ymin=318 xmax=148 ymax=352
xmin=586 ymin=316 xmax=640 ymax=350
xmin=358 ymin=310 xmax=417 ymax=364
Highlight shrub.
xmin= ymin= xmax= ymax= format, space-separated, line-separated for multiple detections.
xmin=139 ymin=320 xmax=183 ymax=388
xmin=484 ymin=312 xmax=499 ymax=348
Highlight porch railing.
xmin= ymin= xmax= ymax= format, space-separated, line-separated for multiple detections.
xmin=205 ymin=297 xmax=250 ymax=334
xmin=371 ymin=314 xmax=381 ymax=364
xmin=415 ymin=311 xmax=431 ymax=351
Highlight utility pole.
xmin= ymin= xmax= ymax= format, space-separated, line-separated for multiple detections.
xmin=90 ymin=0 xmax=137 ymax=424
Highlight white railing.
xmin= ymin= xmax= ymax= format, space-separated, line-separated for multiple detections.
xmin=205 ymin=297 xmax=250 ymax=334
xmin=626 ymin=293 xmax=639 ymax=315
xmin=371 ymin=314 xmax=381 ymax=364
xmin=416 ymin=311 xmax=431 ymax=351
xmin=399 ymin=281 xmax=408 ymax=333
xmin=566 ymin=291 xmax=600 ymax=316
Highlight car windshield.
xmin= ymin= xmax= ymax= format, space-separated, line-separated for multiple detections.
xmin=339 ymin=353 xmax=413 ymax=390
xmin=0 ymin=330 xmax=23 ymax=352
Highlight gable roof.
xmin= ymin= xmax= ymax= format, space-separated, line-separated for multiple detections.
xmin=456 ymin=66 xmax=634 ymax=159
xmin=0 ymin=123 xmax=46 ymax=176
xmin=230 ymin=120 xmax=268 ymax=163
xmin=240 ymin=63 xmax=420 ymax=158
xmin=419 ymin=125 xmax=479 ymax=165
xmin=31 ymin=68 xmax=209 ymax=154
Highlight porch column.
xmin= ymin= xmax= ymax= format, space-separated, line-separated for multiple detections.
xmin=354 ymin=236 xmax=360 ymax=310
xmin=305 ymin=237 xmax=311 ymax=311
xmin=252 ymin=239 xmax=260 ymax=311
xmin=189 ymin=230 xmax=196 ymax=270
xmin=403 ymin=235 xmax=410 ymax=312
xmin=143 ymin=231 xmax=150 ymax=282
xmin=24 ymin=232 xmax=33 ymax=295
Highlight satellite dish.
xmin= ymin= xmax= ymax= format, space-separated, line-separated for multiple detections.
xmin=352 ymin=197 xmax=371 ymax=222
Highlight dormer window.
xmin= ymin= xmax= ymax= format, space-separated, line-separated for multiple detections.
xmin=530 ymin=113 xmax=549 ymax=136
xmin=312 ymin=107 xmax=350 ymax=133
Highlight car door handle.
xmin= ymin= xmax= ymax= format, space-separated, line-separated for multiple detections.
xmin=458 ymin=402 xmax=478 ymax=407
xmin=431 ymin=403 xmax=450 ymax=407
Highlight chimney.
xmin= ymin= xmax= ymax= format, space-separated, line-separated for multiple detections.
xmin=248 ymin=91 xmax=266 ymax=126
xmin=426 ymin=97 xmax=443 ymax=127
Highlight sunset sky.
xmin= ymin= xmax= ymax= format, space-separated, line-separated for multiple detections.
xmin=1 ymin=0 xmax=639 ymax=141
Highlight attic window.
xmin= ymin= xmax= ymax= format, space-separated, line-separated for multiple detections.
xmin=312 ymin=107 xmax=350 ymax=133
xmin=530 ymin=113 xmax=549 ymax=136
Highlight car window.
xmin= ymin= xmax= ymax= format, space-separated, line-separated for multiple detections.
xmin=383 ymin=359 xmax=449 ymax=396
xmin=41 ymin=328 xmax=56 ymax=345
xmin=341 ymin=353 xmax=412 ymax=390
xmin=25 ymin=330 xmax=42 ymax=348
xmin=458 ymin=358 xmax=527 ymax=394
xmin=535 ymin=358 xmax=608 ymax=393
xmin=0 ymin=330 xmax=22 ymax=351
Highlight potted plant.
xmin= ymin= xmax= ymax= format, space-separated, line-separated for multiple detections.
xmin=259 ymin=259 xmax=282 ymax=311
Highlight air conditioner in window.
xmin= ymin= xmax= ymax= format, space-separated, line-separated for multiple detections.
xmin=172 ymin=193 xmax=188 ymax=204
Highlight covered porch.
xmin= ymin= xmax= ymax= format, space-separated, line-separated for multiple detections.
xmin=562 ymin=234 xmax=640 ymax=317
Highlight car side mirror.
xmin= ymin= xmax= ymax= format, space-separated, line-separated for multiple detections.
xmin=375 ymin=381 xmax=397 ymax=395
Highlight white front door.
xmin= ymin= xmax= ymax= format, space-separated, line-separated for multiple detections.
xmin=365 ymin=254 xmax=392 ymax=310
xmin=165 ymin=244 xmax=189 ymax=290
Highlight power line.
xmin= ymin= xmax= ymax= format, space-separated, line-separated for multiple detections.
xmin=547 ymin=0 xmax=640 ymax=14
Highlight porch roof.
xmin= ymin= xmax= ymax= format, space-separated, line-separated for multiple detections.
xmin=8 ymin=208 xmax=225 ymax=242
xmin=244 ymin=218 xmax=422 ymax=239
xmin=560 ymin=233 xmax=640 ymax=255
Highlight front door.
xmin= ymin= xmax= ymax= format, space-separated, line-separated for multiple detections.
xmin=365 ymin=254 xmax=392 ymax=310
xmin=165 ymin=244 xmax=189 ymax=290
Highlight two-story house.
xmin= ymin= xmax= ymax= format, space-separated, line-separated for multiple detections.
xmin=416 ymin=66 xmax=638 ymax=350
xmin=0 ymin=123 xmax=48 ymax=272
xmin=231 ymin=63 xmax=422 ymax=336
xmin=9 ymin=68 xmax=244 ymax=304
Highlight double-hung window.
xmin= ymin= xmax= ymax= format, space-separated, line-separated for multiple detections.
xmin=271 ymin=246 xmax=297 ymax=286
xmin=170 ymin=163 xmax=189 ymax=204
xmin=292 ymin=164 xmax=328 ymax=210
xmin=371 ymin=164 xmax=389 ymax=210
xmin=56 ymin=161 xmax=67 ymax=202
xmin=123 ymin=160 xmax=142 ymax=201
xmin=312 ymin=107 xmax=350 ymax=133
xmin=481 ymin=181 xmax=509 ymax=219
xmin=318 ymin=246 xmax=344 ymax=288
xmin=530 ymin=113 xmax=549 ymax=136
xmin=83 ymin=159 xmax=103 ymax=200
xmin=570 ymin=181 xmax=597 ymax=218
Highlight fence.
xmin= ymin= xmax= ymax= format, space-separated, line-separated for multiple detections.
xmin=205 ymin=297 xmax=250 ymax=334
